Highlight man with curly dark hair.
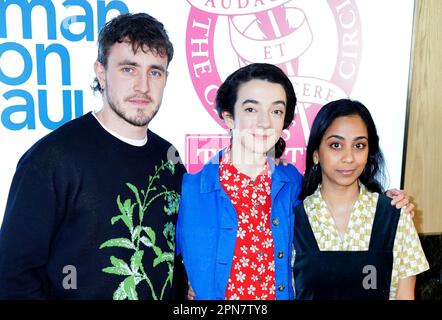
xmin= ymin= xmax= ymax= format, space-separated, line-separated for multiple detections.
xmin=0 ymin=13 xmax=186 ymax=300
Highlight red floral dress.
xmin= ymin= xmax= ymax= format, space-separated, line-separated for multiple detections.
xmin=219 ymin=153 xmax=276 ymax=300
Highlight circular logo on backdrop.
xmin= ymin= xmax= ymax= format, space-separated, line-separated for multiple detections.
xmin=186 ymin=0 xmax=362 ymax=173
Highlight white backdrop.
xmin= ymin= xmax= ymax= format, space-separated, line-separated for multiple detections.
xmin=0 ymin=0 xmax=415 ymax=223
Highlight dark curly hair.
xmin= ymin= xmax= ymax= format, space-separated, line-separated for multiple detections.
xmin=91 ymin=13 xmax=174 ymax=93
xmin=300 ymin=99 xmax=386 ymax=200
xmin=215 ymin=63 xmax=297 ymax=159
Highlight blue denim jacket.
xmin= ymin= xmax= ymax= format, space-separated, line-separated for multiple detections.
xmin=176 ymin=150 xmax=302 ymax=300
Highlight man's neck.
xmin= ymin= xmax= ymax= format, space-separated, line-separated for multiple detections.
xmin=92 ymin=112 xmax=148 ymax=146
xmin=95 ymin=107 xmax=147 ymax=140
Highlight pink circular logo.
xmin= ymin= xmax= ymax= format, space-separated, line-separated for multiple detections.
xmin=186 ymin=0 xmax=362 ymax=173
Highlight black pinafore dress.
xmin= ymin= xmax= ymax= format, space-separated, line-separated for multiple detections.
xmin=293 ymin=194 xmax=401 ymax=300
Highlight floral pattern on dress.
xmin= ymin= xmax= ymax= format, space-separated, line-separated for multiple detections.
xmin=219 ymin=153 xmax=276 ymax=300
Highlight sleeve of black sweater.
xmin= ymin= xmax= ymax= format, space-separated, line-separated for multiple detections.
xmin=0 ymin=147 xmax=59 ymax=299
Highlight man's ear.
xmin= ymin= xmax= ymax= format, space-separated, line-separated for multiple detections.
xmin=222 ymin=111 xmax=234 ymax=130
xmin=94 ymin=61 xmax=106 ymax=91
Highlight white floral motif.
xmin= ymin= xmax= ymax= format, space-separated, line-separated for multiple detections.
xmin=260 ymin=213 xmax=268 ymax=221
xmin=247 ymin=285 xmax=256 ymax=295
xmin=258 ymin=195 xmax=267 ymax=205
xmin=236 ymin=271 xmax=246 ymax=283
xmin=250 ymin=206 xmax=258 ymax=217
xmin=261 ymin=282 xmax=268 ymax=291
xmin=266 ymin=186 xmax=271 ymax=194
xmin=229 ymin=293 xmax=240 ymax=300
xmin=263 ymin=238 xmax=273 ymax=248
xmin=269 ymin=285 xmax=276 ymax=295
xmin=221 ymin=169 xmax=231 ymax=181
xmin=239 ymin=212 xmax=249 ymax=224
xmin=225 ymin=184 xmax=239 ymax=192
xmin=240 ymin=256 xmax=250 ymax=267
xmin=237 ymin=227 xmax=246 ymax=239
xmin=257 ymin=264 xmax=266 ymax=275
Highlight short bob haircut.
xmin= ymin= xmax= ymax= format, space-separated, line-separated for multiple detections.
xmin=91 ymin=13 xmax=174 ymax=93
xmin=215 ymin=63 xmax=297 ymax=159
xmin=300 ymin=98 xmax=386 ymax=200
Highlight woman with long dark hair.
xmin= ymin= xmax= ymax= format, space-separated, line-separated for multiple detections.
xmin=293 ymin=99 xmax=429 ymax=300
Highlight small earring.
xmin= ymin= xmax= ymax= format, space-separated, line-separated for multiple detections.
xmin=312 ymin=162 xmax=319 ymax=172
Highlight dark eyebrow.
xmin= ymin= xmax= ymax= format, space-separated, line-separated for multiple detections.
xmin=326 ymin=135 xmax=368 ymax=141
xmin=353 ymin=136 xmax=368 ymax=141
xmin=326 ymin=135 xmax=344 ymax=141
xmin=241 ymin=99 xmax=287 ymax=106
xmin=150 ymin=64 xmax=167 ymax=73
xmin=118 ymin=60 xmax=139 ymax=67
xmin=242 ymin=99 xmax=258 ymax=105
xmin=273 ymin=100 xmax=286 ymax=107
xmin=117 ymin=61 xmax=166 ymax=73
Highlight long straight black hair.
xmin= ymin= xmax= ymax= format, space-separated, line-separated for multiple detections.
xmin=300 ymin=99 xmax=386 ymax=200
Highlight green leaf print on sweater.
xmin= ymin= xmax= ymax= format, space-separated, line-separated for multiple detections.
xmin=99 ymin=160 xmax=180 ymax=300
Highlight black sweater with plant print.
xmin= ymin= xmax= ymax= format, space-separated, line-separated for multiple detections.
xmin=0 ymin=112 xmax=186 ymax=299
